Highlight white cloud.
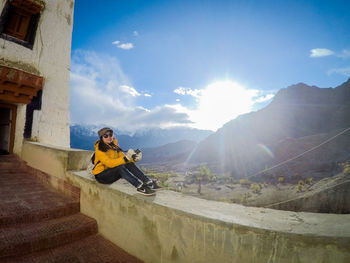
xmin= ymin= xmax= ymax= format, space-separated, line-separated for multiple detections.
xmin=120 ymin=85 xmax=141 ymax=97
xmin=174 ymin=87 xmax=186 ymax=95
xmin=131 ymin=104 xmax=193 ymax=129
xmin=70 ymin=51 xmax=276 ymax=132
xmin=310 ymin=48 xmax=350 ymax=59
xmin=136 ymin=106 xmax=150 ymax=112
xmin=328 ymin=66 xmax=350 ymax=77
xmin=117 ymin=43 xmax=134 ymax=50
xmin=112 ymin=41 xmax=134 ymax=50
xmin=310 ymin=48 xmax=334 ymax=58
xmin=176 ymin=98 xmax=180 ymax=102
xmin=254 ymin=94 xmax=275 ymax=103
xmin=70 ymin=50 xmax=191 ymax=132
xmin=171 ymin=81 xmax=277 ymax=131
xmin=187 ymin=89 xmax=201 ymax=98
xmin=133 ymin=31 xmax=139 ymax=36
xmin=174 ymin=86 xmax=201 ymax=98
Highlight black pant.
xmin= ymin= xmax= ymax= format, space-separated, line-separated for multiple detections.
xmin=95 ymin=163 xmax=151 ymax=188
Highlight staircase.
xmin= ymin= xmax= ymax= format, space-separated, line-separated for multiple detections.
xmin=0 ymin=154 xmax=143 ymax=263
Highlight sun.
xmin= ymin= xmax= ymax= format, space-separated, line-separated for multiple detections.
xmin=190 ymin=80 xmax=258 ymax=131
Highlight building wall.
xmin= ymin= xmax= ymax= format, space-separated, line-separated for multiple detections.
xmin=13 ymin=104 xmax=26 ymax=154
xmin=0 ymin=0 xmax=74 ymax=151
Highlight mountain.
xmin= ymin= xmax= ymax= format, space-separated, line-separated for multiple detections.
xmin=265 ymin=128 xmax=350 ymax=181
xmin=70 ymin=125 xmax=212 ymax=151
xmin=187 ymin=78 xmax=350 ymax=178
xmin=70 ymin=124 xmax=134 ymax=151
xmin=124 ymin=127 xmax=212 ymax=149
xmin=139 ymin=139 xmax=197 ymax=171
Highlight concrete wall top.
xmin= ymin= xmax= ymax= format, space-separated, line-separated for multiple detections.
xmin=22 ymin=141 xmax=91 ymax=178
xmin=72 ymin=170 xmax=350 ymax=239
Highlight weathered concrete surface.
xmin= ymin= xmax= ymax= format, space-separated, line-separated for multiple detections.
xmin=22 ymin=141 xmax=91 ymax=179
xmin=68 ymin=170 xmax=350 ymax=263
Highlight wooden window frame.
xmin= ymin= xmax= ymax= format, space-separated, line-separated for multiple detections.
xmin=0 ymin=0 xmax=41 ymax=49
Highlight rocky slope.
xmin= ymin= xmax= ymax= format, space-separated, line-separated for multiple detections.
xmin=188 ymin=78 xmax=350 ymax=179
xmin=139 ymin=140 xmax=197 ymax=171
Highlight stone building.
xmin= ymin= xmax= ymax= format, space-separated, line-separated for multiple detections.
xmin=0 ymin=0 xmax=74 ymax=155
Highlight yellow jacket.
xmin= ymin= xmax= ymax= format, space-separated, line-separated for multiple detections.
xmin=92 ymin=139 xmax=133 ymax=175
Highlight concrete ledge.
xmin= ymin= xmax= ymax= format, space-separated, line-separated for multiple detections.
xmin=21 ymin=141 xmax=92 ymax=179
xmin=67 ymin=170 xmax=350 ymax=263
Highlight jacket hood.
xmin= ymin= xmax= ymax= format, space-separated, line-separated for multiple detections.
xmin=94 ymin=139 xmax=118 ymax=150
xmin=94 ymin=140 xmax=99 ymax=150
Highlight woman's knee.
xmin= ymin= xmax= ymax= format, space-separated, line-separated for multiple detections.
xmin=95 ymin=175 xmax=116 ymax=184
xmin=95 ymin=168 xmax=121 ymax=184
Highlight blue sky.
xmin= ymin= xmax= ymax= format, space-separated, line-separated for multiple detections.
xmin=70 ymin=0 xmax=350 ymax=132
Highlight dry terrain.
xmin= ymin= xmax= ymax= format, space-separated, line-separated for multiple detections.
xmin=146 ymin=163 xmax=350 ymax=213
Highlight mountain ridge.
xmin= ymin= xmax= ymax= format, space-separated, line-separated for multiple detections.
xmin=70 ymin=125 xmax=212 ymax=151
xmin=187 ymin=78 xmax=350 ymax=178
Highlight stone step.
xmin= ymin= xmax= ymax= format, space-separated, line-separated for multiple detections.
xmin=0 ymin=154 xmax=143 ymax=262
xmin=0 ymin=162 xmax=27 ymax=170
xmin=0 ymin=167 xmax=29 ymax=174
xmin=0 ymin=172 xmax=42 ymax=185
xmin=0 ymin=213 xmax=98 ymax=259
xmin=0 ymin=172 xmax=80 ymax=227
xmin=0 ymin=155 xmax=28 ymax=169
xmin=0 ymin=198 xmax=79 ymax=227
xmin=0 ymin=154 xmax=20 ymax=163
xmin=2 ymin=234 xmax=144 ymax=263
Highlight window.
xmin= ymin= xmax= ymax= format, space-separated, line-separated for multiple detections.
xmin=0 ymin=0 xmax=43 ymax=49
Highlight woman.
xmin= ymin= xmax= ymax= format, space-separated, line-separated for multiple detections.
xmin=92 ymin=127 xmax=159 ymax=195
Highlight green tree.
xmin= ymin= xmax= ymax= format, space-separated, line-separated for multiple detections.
xmin=196 ymin=165 xmax=211 ymax=194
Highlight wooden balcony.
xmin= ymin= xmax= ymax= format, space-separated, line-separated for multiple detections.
xmin=0 ymin=65 xmax=43 ymax=104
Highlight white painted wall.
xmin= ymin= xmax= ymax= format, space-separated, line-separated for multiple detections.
xmin=0 ymin=0 xmax=74 ymax=151
xmin=13 ymin=104 xmax=26 ymax=155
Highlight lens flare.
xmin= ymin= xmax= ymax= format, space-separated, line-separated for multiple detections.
xmin=258 ymin=144 xmax=274 ymax=158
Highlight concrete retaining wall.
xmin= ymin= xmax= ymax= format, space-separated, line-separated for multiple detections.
xmin=21 ymin=142 xmax=350 ymax=263
xmin=67 ymin=171 xmax=350 ymax=263
xmin=21 ymin=141 xmax=91 ymax=179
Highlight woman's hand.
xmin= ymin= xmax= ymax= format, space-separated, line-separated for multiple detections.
xmin=133 ymin=149 xmax=142 ymax=161
xmin=126 ymin=149 xmax=142 ymax=162
xmin=126 ymin=149 xmax=135 ymax=161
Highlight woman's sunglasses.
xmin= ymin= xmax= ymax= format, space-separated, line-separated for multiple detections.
xmin=103 ymin=133 xmax=113 ymax=138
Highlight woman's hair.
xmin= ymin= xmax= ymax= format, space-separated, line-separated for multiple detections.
xmin=98 ymin=137 xmax=118 ymax=152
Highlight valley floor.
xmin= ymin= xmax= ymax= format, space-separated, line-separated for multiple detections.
xmin=146 ymin=169 xmax=350 ymax=213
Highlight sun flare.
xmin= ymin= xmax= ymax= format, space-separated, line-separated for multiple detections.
xmin=190 ymin=80 xmax=259 ymax=131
